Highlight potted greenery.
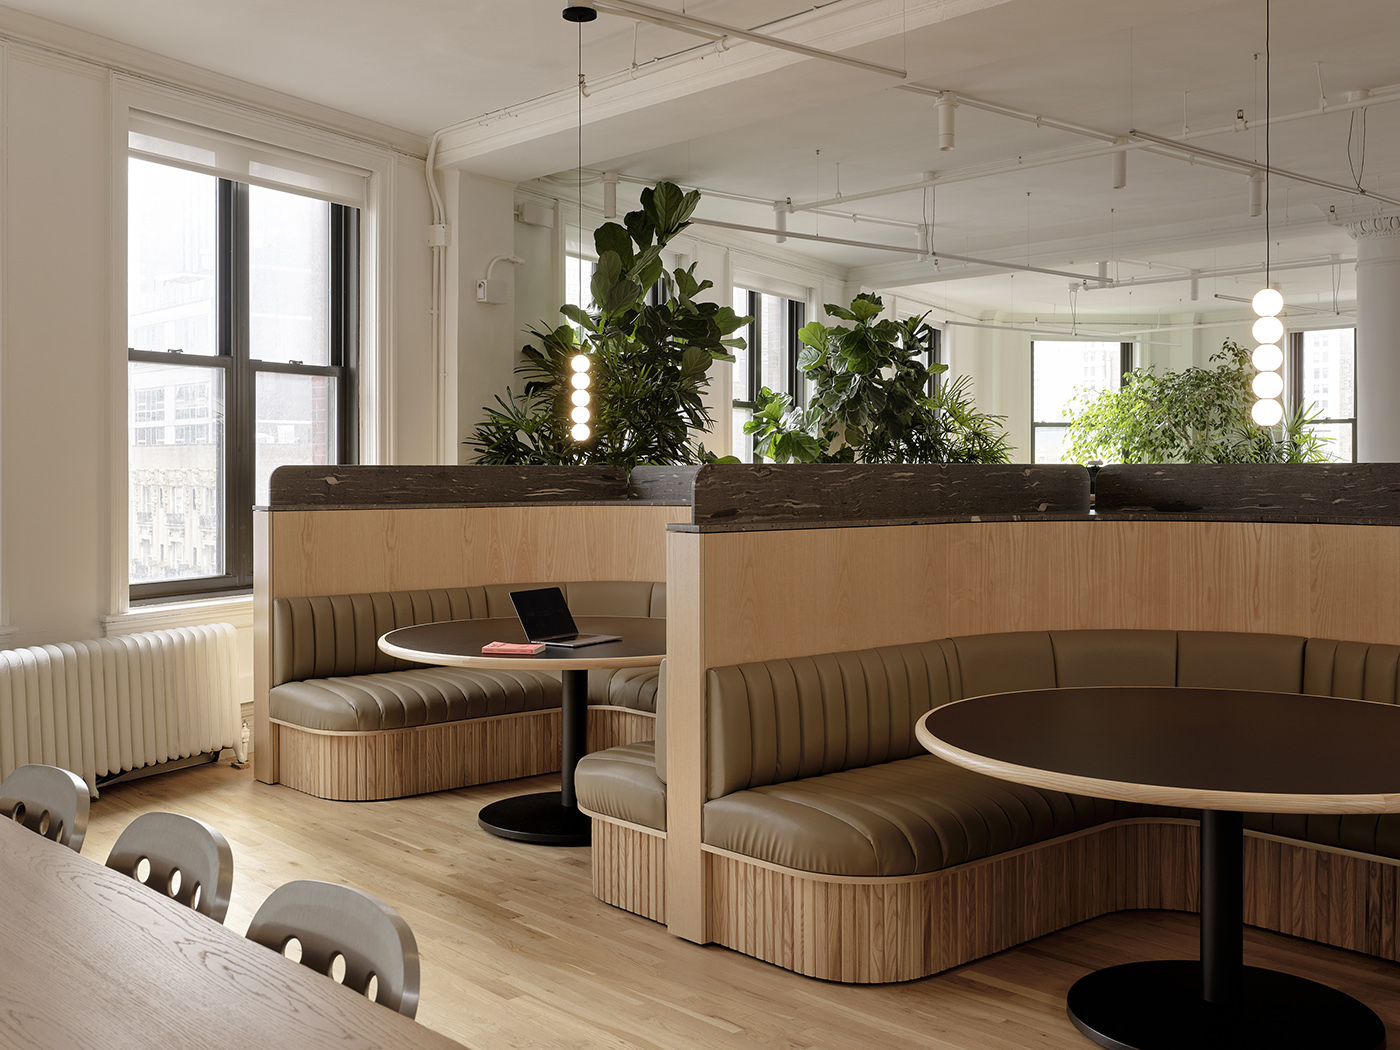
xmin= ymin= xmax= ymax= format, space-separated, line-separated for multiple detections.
xmin=744 ymin=292 xmax=1011 ymax=464
xmin=1064 ymin=339 xmax=1328 ymax=464
xmin=468 ymin=182 xmax=748 ymax=468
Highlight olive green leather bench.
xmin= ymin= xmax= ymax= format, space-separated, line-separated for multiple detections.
xmin=269 ymin=580 xmax=664 ymax=800
xmin=576 ymin=628 xmax=1400 ymax=982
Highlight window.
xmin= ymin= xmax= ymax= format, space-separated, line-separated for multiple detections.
xmin=1031 ymin=342 xmax=1131 ymax=463
xmin=1291 ymin=328 xmax=1356 ymax=462
xmin=731 ymin=289 xmax=806 ymax=462
xmin=133 ymin=388 xmax=165 ymax=423
xmin=128 ymin=157 xmax=358 ymax=597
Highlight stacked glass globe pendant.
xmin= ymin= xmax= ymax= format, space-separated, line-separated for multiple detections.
xmin=1250 ymin=288 xmax=1284 ymax=427
xmin=570 ymin=353 xmax=592 ymax=442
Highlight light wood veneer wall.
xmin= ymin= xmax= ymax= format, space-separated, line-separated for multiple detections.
xmin=663 ymin=519 xmax=1400 ymax=942
xmin=254 ymin=504 xmax=687 ymax=783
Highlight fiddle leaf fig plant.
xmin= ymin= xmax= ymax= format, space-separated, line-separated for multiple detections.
xmin=468 ymin=182 xmax=749 ymax=468
xmin=745 ymin=292 xmax=1011 ymax=464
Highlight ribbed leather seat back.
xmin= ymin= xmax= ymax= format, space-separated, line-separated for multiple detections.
xmin=273 ymin=589 xmax=489 ymax=685
xmin=1303 ymin=638 xmax=1400 ymax=703
xmin=706 ymin=642 xmax=955 ymax=800
xmin=272 ymin=581 xmax=666 ymax=686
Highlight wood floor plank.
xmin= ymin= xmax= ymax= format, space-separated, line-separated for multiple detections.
xmin=79 ymin=763 xmax=1400 ymax=1050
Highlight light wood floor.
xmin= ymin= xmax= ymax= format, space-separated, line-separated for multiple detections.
xmin=84 ymin=762 xmax=1400 ymax=1050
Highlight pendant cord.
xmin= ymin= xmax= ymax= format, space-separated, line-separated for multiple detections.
xmin=578 ymin=21 xmax=584 ymax=252
xmin=1264 ymin=0 xmax=1271 ymax=289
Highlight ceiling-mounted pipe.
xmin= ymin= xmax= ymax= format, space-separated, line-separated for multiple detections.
xmin=1129 ymin=129 xmax=1400 ymax=208
xmin=1082 ymin=254 xmax=1357 ymax=292
xmin=943 ymin=320 xmax=1176 ymax=345
xmin=788 ymin=84 xmax=1398 ymax=214
xmin=585 ymin=0 xmax=907 ymax=80
xmin=688 ymin=216 xmax=1106 ymax=282
xmin=1213 ymin=293 xmax=1351 ymax=316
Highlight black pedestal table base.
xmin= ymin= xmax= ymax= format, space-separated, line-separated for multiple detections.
xmin=1068 ymin=810 xmax=1384 ymax=1050
xmin=1067 ymin=960 xmax=1384 ymax=1050
xmin=478 ymin=667 xmax=591 ymax=846
xmin=477 ymin=790 xmax=592 ymax=845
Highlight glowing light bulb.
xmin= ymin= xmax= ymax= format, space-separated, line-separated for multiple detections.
xmin=1252 ymin=370 xmax=1284 ymax=400
xmin=571 ymin=406 xmax=591 ymax=424
xmin=1251 ymin=398 xmax=1283 ymax=427
xmin=1252 ymin=287 xmax=1283 ymax=317
xmin=570 ymin=389 xmax=590 ymax=407
xmin=571 ymin=422 xmax=591 ymax=441
xmin=570 ymin=354 xmax=591 ymax=373
xmin=1252 ymin=315 xmax=1284 ymax=345
xmin=570 ymin=372 xmax=590 ymax=390
xmin=1252 ymin=343 xmax=1283 ymax=371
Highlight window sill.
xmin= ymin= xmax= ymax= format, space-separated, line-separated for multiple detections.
xmin=103 ymin=593 xmax=254 ymax=635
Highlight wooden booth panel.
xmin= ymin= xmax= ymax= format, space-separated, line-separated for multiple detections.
xmin=267 ymin=504 xmax=687 ymax=600
xmin=694 ymin=520 xmax=1400 ymax=671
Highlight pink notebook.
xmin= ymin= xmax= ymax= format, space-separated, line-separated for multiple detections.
xmin=481 ymin=641 xmax=546 ymax=656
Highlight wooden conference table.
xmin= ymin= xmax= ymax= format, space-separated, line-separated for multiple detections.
xmin=0 ymin=816 xmax=466 ymax=1050
xmin=917 ymin=686 xmax=1400 ymax=1050
xmin=379 ymin=616 xmax=666 ymax=847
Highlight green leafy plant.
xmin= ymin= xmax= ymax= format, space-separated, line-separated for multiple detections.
xmin=468 ymin=182 xmax=749 ymax=468
xmin=744 ymin=293 xmax=1011 ymax=464
xmin=1064 ymin=339 xmax=1329 ymax=464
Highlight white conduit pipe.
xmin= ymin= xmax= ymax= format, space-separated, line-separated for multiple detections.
xmin=793 ymin=85 xmax=1400 ymax=213
xmin=587 ymin=0 xmax=907 ymax=80
xmin=425 ymin=132 xmax=449 ymax=464
xmin=688 ymin=216 xmax=1105 ymax=283
xmin=1129 ymin=129 xmax=1400 ymax=208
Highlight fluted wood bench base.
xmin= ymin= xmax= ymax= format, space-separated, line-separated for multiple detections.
xmin=590 ymin=815 xmax=1400 ymax=984
xmin=275 ymin=706 xmax=653 ymax=801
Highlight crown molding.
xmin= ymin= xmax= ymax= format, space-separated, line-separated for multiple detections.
xmin=0 ymin=1 xmax=428 ymax=158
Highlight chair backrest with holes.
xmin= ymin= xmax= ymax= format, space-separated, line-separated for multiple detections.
xmin=245 ymin=880 xmax=420 ymax=1017
xmin=0 ymin=763 xmax=90 ymax=851
xmin=104 ymin=812 xmax=234 ymax=923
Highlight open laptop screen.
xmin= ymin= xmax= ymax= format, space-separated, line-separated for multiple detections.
xmin=509 ymin=587 xmax=580 ymax=641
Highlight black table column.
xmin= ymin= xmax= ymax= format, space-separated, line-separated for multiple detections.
xmin=477 ymin=668 xmax=593 ymax=846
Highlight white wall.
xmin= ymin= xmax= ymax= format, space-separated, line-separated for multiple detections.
xmin=0 ymin=33 xmax=432 ymax=728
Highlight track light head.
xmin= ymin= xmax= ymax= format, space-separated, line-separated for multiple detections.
xmin=562 ymin=4 xmax=598 ymax=22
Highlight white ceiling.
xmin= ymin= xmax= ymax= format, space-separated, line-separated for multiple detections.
xmin=9 ymin=0 xmax=1399 ymax=323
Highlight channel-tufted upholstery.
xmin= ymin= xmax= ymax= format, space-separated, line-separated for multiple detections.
xmin=270 ymin=581 xmax=665 ymax=732
xmin=578 ymin=627 xmax=1400 ymax=877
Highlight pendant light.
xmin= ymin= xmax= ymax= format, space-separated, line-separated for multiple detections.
xmin=1250 ymin=0 xmax=1284 ymax=428
xmin=564 ymin=5 xmax=595 ymax=443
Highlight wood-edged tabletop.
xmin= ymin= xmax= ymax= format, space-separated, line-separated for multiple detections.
xmin=916 ymin=686 xmax=1400 ymax=814
xmin=0 ymin=817 xmax=466 ymax=1050
xmin=378 ymin=616 xmax=666 ymax=671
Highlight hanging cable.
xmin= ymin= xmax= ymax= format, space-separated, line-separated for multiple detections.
xmin=1348 ymin=108 xmax=1368 ymax=190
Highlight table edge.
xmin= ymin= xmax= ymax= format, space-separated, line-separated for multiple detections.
xmin=914 ymin=704 xmax=1400 ymax=815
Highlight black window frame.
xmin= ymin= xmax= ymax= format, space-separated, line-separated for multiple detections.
xmin=1030 ymin=341 xmax=1132 ymax=463
xmin=731 ymin=289 xmax=807 ymax=462
xmin=128 ymin=172 xmax=359 ymax=601
xmin=1289 ymin=327 xmax=1357 ymax=463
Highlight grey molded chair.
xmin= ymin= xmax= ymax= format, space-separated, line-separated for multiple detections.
xmin=0 ymin=763 xmax=90 ymax=852
xmin=245 ymin=880 xmax=420 ymax=1017
xmin=104 ymin=812 xmax=235 ymax=923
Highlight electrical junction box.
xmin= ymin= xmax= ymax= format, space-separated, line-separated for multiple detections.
xmin=476 ymin=279 xmax=507 ymax=304
xmin=515 ymin=202 xmax=554 ymax=228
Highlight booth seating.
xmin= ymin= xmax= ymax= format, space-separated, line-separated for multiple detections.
xmin=577 ymin=628 xmax=1400 ymax=982
xmin=269 ymin=580 xmax=664 ymax=801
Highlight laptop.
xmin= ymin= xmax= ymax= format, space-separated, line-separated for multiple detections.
xmin=509 ymin=587 xmax=622 ymax=648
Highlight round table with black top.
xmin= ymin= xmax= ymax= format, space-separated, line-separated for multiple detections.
xmin=379 ymin=616 xmax=665 ymax=847
xmin=915 ymin=685 xmax=1400 ymax=1050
